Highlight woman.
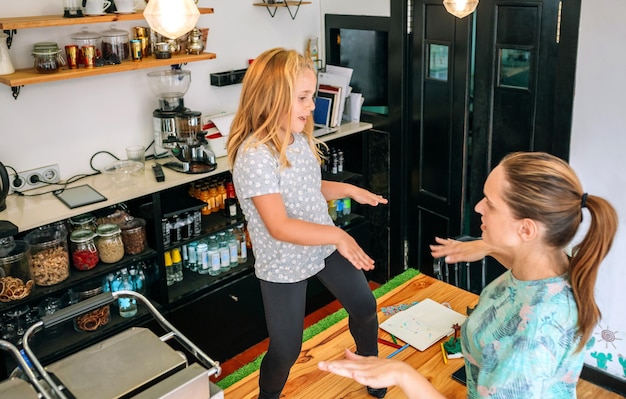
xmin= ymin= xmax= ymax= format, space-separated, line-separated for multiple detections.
xmin=227 ymin=48 xmax=388 ymax=399
xmin=319 ymin=151 xmax=618 ymax=398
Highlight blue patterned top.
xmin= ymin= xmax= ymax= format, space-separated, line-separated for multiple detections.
xmin=461 ymin=270 xmax=585 ymax=398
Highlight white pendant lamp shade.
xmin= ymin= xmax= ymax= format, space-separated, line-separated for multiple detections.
xmin=143 ymin=0 xmax=200 ymax=39
xmin=443 ymin=0 xmax=479 ymax=18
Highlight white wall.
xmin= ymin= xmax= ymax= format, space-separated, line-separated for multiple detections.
xmin=0 ymin=0 xmax=322 ymax=177
xmin=571 ymin=0 xmax=626 ymax=381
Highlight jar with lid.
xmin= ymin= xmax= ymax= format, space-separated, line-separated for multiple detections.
xmin=69 ymin=27 xmax=102 ymax=65
xmin=68 ymin=213 xmax=97 ymax=233
xmin=32 ymin=42 xmax=66 ymax=74
xmin=72 ymin=283 xmax=110 ymax=332
xmin=101 ymin=25 xmax=130 ymax=63
xmin=95 ymin=204 xmax=130 ymax=226
xmin=95 ymin=223 xmax=124 ymax=263
xmin=24 ymin=225 xmax=70 ymax=286
xmin=70 ymin=228 xmax=99 ymax=271
xmin=120 ymin=217 xmax=147 ymax=255
xmin=0 ymin=237 xmax=34 ymax=302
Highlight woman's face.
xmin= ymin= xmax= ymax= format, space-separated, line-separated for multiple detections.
xmin=474 ymin=165 xmax=522 ymax=247
xmin=288 ymin=68 xmax=317 ymax=133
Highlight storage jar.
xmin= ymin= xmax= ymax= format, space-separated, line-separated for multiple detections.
xmin=24 ymin=225 xmax=70 ymax=286
xmin=0 ymin=238 xmax=34 ymax=302
xmin=101 ymin=26 xmax=130 ymax=63
xmin=95 ymin=223 xmax=124 ymax=263
xmin=120 ymin=217 xmax=147 ymax=255
xmin=69 ymin=27 xmax=102 ymax=65
xmin=32 ymin=42 xmax=65 ymax=74
xmin=70 ymin=228 xmax=99 ymax=271
xmin=68 ymin=213 xmax=97 ymax=233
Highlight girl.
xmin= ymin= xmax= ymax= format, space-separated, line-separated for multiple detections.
xmin=227 ymin=47 xmax=388 ymax=399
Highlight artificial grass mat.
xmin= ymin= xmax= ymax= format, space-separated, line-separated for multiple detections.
xmin=216 ymin=267 xmax=420 ymax=389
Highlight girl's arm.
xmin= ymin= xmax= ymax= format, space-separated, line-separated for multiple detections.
xmin=321 ymin=180 xmax=388 ymax=206
xmin=252 ymin=193 xmax=375 ymax=270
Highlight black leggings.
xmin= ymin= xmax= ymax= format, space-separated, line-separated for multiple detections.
xmin=257 ymin=250 xmax=379 ymax=398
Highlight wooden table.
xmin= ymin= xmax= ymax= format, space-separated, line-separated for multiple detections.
xmin=224 ymin=274 xmax=479 ymax=398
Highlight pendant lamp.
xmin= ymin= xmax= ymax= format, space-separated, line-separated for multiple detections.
xmin=143 ymin=0 xmax=200 ymax=39
xmin=443 ymin=0 xmax=479 ymax=19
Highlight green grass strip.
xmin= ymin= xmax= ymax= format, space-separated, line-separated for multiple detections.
xmin=216 ymin=267 xmax=420 ymax=389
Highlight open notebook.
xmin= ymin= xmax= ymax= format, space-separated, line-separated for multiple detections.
xmin=380 ymin=298 xmax=467 ymax=351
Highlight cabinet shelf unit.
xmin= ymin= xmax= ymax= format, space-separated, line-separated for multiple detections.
xmin=0 ymin=8 xmax=215 ymax=99
xmin=253 ymin=1 xmax=310 ymax=19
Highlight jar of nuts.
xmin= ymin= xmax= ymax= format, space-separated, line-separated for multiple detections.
xmin=95 ymin=224 xmax=124 ymax=264
xmin=120 ymin=218 xmax=147 ymax=255
xmin=70 ymin=228 xmax=99 ymax=271
xmin=24 ymin=225 xmax=70 ymax=286
xmin=72 ymin=283 xmax=110 ymax=333
xmin=0 ymin=238 xmax=35 ymax=302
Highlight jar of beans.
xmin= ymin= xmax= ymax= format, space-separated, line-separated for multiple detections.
xmin=95 ymin=223 xmax=124 ymax=264
xmin=70 ymin=228 xmax=99 ymax=271
xmin=24 ymin=225 xmax=70 ymax=286
xmin=72 ymin=283 xmax=110 ymax=333
xmin=120 ymin=217 xmax=147 ymax=255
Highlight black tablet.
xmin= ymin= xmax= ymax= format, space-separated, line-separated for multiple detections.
xmin=54 ymin=184 xmax=107 ymax=209
xmin=452 ymin=365 xmax=467 ymax=385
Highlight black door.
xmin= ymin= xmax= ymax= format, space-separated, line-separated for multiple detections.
xmin=409 ymin=0 xmax=580 ymax=278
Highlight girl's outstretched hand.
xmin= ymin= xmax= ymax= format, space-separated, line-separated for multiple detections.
xmin=336 ymin=232 xmax=375 ymax=271
xmin=350 ymin=187 xmax=388 ymax=207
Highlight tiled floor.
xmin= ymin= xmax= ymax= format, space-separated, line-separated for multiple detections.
xmin=214 ymin=281 xmax=380 ymax=382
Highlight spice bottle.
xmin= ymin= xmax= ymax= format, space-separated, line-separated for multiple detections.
xmin=70 ymin=228 xmax=99 ymax=271
xmin=95 ymin=223 xmax=124 ymax=263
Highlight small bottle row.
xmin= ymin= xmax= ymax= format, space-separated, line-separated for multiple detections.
xmin=165 ymin=224 xmax=248 ymax=286
xmin=328 ymin=198 xmax=352 ymax=221
xmin=321 ymin=146 xmax=345 ymax=175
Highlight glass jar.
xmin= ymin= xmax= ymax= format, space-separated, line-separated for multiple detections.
xmin=0 ymin=238 xmax=34 ymax=302
xmin=120 ymin=217 xmax=147 ymax=255
xmin=72 ymin=283 xmax=110 ymax=332
xmin=95 ymin=204 xmax=130 ymax=226
xmin=24 ymin=225 xmax=70 ymax=286
xmin=101 ymin=26 xmax=130 ymax=63
xmin=32 ymin=42 xmax=65 ymax=74
xmin=68 ymin=213 xmax=97 ymax=233
xmin=95 ymin=223 xmax=124 ymax=263
xmin=69 ymin=27 xmax=102 ymax=65
xmin=70 ymin=228 xmax=99 ymax=271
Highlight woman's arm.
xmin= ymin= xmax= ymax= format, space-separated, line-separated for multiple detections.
xmin=318 ymin=350 xmax=447 ymax=399
xmin=430 ymin=236 xmax=511 ymax=266
xmin=252 ymin=193 xmax=375 ymax=270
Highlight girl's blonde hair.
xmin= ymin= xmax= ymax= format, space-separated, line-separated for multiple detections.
xmin=227 ymin=47 xmax=324 ymax=169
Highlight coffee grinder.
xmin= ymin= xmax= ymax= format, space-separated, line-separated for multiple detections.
xmin=147 ymin=69 xmax=216 ymax=174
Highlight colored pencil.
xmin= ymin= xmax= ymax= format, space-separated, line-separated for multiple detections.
xmin=378 ymin=338 xmax=402 ymax=349
xmin=386 ymin=343 xmax=410 ymax=358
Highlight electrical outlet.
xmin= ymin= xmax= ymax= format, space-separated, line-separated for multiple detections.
xmin=9 ymin=164 xmax=61 ymax=192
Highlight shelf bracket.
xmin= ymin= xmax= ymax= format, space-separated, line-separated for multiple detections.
xmin=261 ymin=1 xmax=303 ymax=20
xmin=11 ymin=86 xmax=21 ymax=100
xmin=3 ymin=29 xmax=16 ymax=49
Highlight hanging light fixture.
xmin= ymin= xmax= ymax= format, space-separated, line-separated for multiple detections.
xmin=143 ymin=0 xmax=200 ymax=39
xmin=443 ymin=0 xmax=479 ymax=19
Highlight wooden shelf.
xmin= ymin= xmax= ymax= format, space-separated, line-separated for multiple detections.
xmin=0 ymin=52 xmax=216 ymax=88
xmin=0 ymin=8 xmax=214 ymax=30
xmin=253 ymin=2 xmax=310 ymax=19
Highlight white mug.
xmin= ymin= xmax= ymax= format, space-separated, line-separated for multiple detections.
xmin=115 ymin=0 xmax=141 ymax=13
xmin=84 ymin=0 xmax=112 ymax=15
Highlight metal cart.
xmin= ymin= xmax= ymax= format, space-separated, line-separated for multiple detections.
xmin=5 ymin=290 xmax=223 ymax=399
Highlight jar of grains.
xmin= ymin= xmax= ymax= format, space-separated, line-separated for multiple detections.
xmin=24 ymin=225 xmax=70 ymax=286
xmin=70 ymin=228 xmax=99 ymax=271
xmin=72 ymin=283 xmax=110 ymax=332
xmin=120 ymin=218 xmax=147 ymax=255
xmin=95 ymin=224 xmax=124 ymax=263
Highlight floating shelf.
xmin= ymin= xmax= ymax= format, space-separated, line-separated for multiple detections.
xmin=253 ymin=1 xmax=310 ymax=19
xmin=0 ymin=8 xmax=216 ymax=98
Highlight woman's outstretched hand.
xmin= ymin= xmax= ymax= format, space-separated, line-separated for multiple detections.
xmin=430 ymin=236 xmax=490 ymax=264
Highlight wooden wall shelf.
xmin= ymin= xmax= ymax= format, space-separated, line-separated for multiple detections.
xmin=0 ymin=8 xmax=216 ymax=99
xmin=253 ymin=2 xmax=310 ymax=19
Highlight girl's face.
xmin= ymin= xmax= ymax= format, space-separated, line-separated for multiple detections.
xmin=474 ymin=165 xmax=523 ymax=248
xmin=287 ymin=69 xmax=317 ymax=133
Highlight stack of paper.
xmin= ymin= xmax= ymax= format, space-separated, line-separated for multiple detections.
xmin=380 ymin=298 xmax=467 ymax=351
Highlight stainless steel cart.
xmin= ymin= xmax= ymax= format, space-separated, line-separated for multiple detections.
xmin=9 ymin=290 xmax=223 ymax=399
